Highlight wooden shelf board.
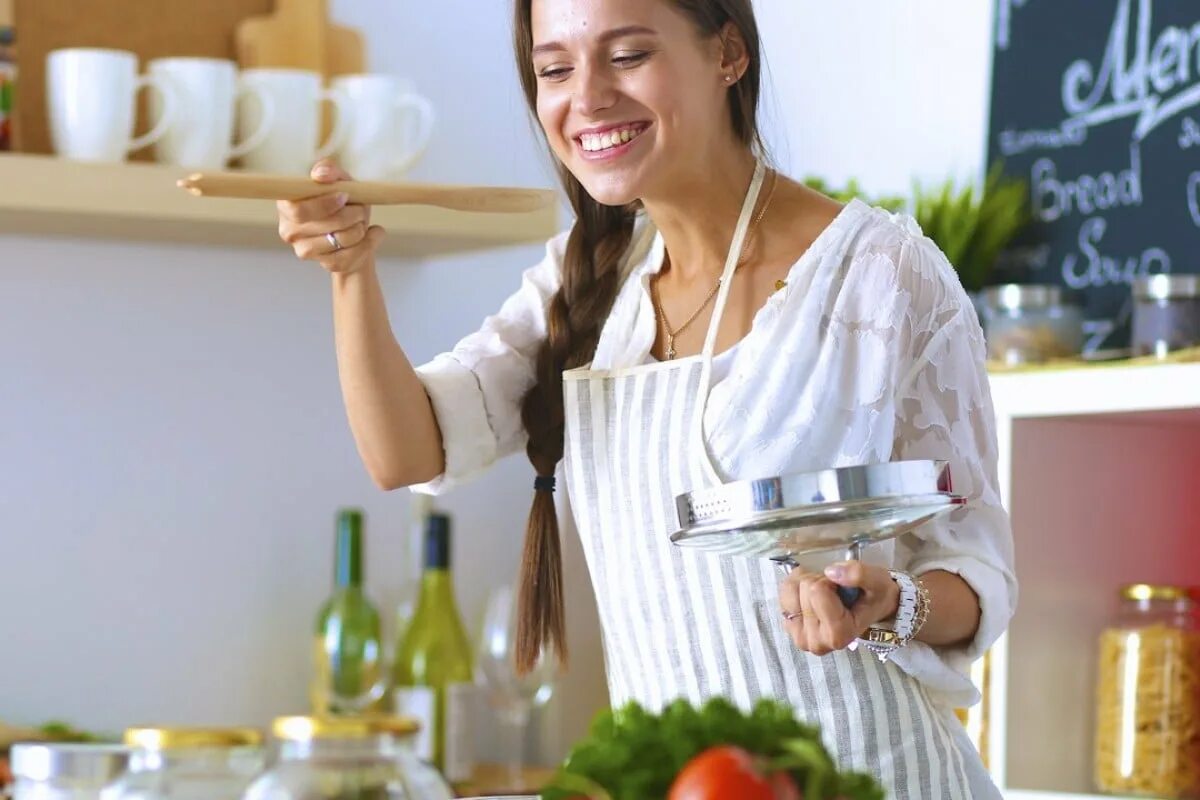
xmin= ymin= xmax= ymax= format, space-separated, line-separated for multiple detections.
xmin=0 ymin=153 xmax=558 ymax=259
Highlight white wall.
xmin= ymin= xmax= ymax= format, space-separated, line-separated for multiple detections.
xmin=756 ymin=1 xmax=995 ymax=195
xmin=0 ymin=0 xmax=995 ymax=768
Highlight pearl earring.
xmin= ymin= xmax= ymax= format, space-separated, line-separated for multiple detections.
xmin=725 ymin=75 xmax=733 ymax=83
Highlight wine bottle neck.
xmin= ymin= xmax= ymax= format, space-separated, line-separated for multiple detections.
xmin=335 ymin=511 xmax=364 ymax=589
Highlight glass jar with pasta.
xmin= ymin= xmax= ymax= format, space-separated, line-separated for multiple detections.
xmin=1094 ymin=583 xmax=1200 ymax=798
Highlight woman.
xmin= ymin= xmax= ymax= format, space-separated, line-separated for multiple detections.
xmin=276 ymin=0 xmax=1015 ymax=796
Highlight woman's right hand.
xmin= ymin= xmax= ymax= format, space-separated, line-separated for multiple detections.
xmin=277 ymin=159 xmax=386 ymax=274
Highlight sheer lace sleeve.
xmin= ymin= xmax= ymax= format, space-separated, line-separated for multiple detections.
xmin=886 ymin=229 xmax=1018 ymax=702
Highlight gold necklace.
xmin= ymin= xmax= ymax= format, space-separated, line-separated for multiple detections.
xmin=653 ymin=169 xmax=778 ymax=360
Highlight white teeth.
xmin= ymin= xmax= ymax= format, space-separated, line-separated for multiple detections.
xmin=580 ymin=126 xmax=643 ymax=152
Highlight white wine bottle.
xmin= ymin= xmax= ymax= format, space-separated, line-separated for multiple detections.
xmin=392 ymin=511 xmax=475 ymax=783
xmin=311 ymin=508 xmax=386 ymax=714
xmin=395 ymin=491 xmax=432 ymax=640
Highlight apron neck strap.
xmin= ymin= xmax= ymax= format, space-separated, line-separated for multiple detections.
xmin=700 ymin=159 xmax=767 ymax=359
xmin=687 ymin=158 xmax=767 ymax=489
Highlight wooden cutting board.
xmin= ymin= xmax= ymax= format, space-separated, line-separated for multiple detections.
xmin=234 ymin=0 xmax=364 ymax=79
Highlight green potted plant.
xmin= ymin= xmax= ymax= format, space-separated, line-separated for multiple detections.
xmin=910 ymin=163 xmax=1031 ymax=295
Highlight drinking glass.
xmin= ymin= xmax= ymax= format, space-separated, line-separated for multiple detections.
xmin=475 ymin=584 xmax=557 ymax=791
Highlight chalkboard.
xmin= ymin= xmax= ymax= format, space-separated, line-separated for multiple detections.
xmin=987 ymin=0 xmax=1200 ymax=352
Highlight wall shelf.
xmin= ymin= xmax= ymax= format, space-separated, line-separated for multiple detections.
xmin=0 ymin=153 xmax=559 ymax=259
xmin=986 ymin=361 xmax=1200 ymax=800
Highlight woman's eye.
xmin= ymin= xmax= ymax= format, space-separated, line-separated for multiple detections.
xmin=613 ymin=51 xmax=650 ymax=67
xmin=537 ymin=65 xmax=572 ymax=81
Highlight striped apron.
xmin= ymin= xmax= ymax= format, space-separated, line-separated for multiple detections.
xmin=561 ymin=161 xmax=984 ymax=798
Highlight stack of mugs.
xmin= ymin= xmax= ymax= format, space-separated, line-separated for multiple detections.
xmin=45 ymin=47 xmax=435 ymax=178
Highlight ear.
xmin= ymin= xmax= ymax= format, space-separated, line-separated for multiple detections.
xmin=717 ymin=21 xmax=751 ymax=83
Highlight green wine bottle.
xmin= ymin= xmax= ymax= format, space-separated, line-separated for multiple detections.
xmin=392 ymin=511 xmax=475 ymax=783
xmin=311 ymin=508 xmax=386 ymax=714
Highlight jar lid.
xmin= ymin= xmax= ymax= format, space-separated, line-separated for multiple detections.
xmin=1133 ymin=274 xmax=1200 ymax=300
xmin=272 ymin=715 xmax=420 ymax=742
xmin=980 ymin=284 xmax=1068 ymax=310
xmin=10 ymin=743 xmax=131 ymax=783
xmin=1120 ymin=583 xmax=1189 ymax=601
xmin=123 ymin=726 xmax=263 ymax=750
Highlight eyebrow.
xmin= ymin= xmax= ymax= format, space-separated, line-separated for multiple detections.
xmin=531 ymin=25 xmax=659 ymax=57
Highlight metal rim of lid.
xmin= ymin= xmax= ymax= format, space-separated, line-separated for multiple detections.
xmin=123 ymin=726 xmax=263 ymax=750
xmin=1121 ymin=583 xmax=1190 ymax=601
xmin=1132 ymin=273 xmax=1200 ymax=301
xmin=980 ymin=283 xmax=1068 ymax=310
xmin=675 ymin=460 xmax=956 ymax=528
xmin=271 ymin=715 xmax=420 ymax=742
xmin=10 ymin=742 xmax=132 ymax=782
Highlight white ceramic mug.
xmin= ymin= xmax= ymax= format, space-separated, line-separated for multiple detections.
xmin=46 ymin=47 xmax=177 ymax=162
xmin=236 ymin=68 xmax=348 ymax=175
xmin=146 ymin=57 xmax=274 ymax=169
xmin=330 ymin=74 xmax=435 ymax=180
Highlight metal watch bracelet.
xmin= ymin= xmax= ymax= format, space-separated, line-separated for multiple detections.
xmin=860 ymin=570 xmax=930 ymax=663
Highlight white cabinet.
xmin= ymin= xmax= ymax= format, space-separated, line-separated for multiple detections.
xmin=985 ymin=362 xmax=1200 ymax=799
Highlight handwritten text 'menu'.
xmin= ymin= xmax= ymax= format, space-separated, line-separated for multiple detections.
xmin=1063 ymin=0 xmax=1200 ymax=142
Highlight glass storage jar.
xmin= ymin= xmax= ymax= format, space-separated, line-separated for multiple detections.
xmin=10 ymin=743 xmax=131 ymax=800
xmin=980 ymin=284 xmax=1084 ymax=365
xmin=99 ymin=727 xmax=264 ymax=800
xmin=241 ymin=715 xmax=453 ymax=800
xmin=1094 ymin=584 xmax=1200 ymax=798
xmin=1132 ymin=274 xmax=1200 ymax=358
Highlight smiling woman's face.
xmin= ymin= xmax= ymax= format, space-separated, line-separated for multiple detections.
xmin=529 ymin=0 xmax=736 ymax=206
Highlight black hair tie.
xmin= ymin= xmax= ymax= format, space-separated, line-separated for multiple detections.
xmin=534 ymin=475 xmax=556 ymax=493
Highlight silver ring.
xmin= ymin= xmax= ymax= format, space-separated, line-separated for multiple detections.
xmin=326 ymin=232 xmax=343 ymax=252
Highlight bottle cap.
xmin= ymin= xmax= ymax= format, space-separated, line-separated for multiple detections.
xmin=424 ymin=513 xmax=451 ymax=569
xmin=271 ymin=715 xmax=418 ymax=742
xmin=10 ymin=743 xmax=130 ymax=783
xmin=123 ymin=727 xmax=262 ymax=750
xmin=1121 ymin=583 xmax=1188 ymax=601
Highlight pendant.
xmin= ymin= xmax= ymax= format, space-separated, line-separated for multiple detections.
xmin=665 ymin=335 xmax=676 ymax=360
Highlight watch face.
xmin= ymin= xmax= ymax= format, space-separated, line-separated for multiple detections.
xmin=866 ymin=628 xmax=901 ymax=646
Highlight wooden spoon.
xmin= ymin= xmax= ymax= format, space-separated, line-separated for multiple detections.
xmin=177 ymin=172 xmax=556 ymax=214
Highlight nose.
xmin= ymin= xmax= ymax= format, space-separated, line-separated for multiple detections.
xmin=572 ymin=60 xmax=618 ymax=117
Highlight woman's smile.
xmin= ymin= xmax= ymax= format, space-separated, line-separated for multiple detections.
xmin=574 ymin=121 xmax=652 ymax=160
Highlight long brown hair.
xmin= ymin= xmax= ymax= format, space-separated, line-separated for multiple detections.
xmin=512 ymin=0 xmax=766 ymax=673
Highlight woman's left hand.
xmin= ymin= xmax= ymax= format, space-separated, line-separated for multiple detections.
xmin=779 ymin=562 xmax=901 ymax=656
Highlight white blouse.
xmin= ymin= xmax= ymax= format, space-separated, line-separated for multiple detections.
xmin=412 ymin=198 xmax=1017 ymax=708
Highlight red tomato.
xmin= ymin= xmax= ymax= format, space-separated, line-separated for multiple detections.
xmin=668 ymin=745 xmax=801 ymax=800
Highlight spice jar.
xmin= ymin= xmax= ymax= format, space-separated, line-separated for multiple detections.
xmin=980 ymin=284 xmax=1083 ymax=365
xmin=100 ymin=727 xmax=264 ymax=800
xmin=1094 ymin=584 xmax=1200 ymax=798
xmin=241 ymin=715 xmax=453 ymax=800
xmin=1132 ymin=275 xmax=1200 ymax=358
xmin=10 ymin=743 xmax=131 ymax=800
